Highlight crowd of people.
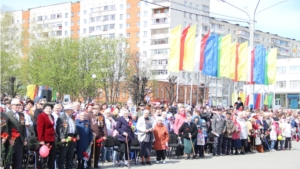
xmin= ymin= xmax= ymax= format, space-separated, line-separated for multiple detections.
xmin=1 ymin=95 xmax=300 ymax=169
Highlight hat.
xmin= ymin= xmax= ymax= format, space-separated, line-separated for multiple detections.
xmin=64 ymin=104 xmax=74 ymax=111
xmin=43 ymin=103 xmax=53 ymax=109
xmin=156 ymin=117 xmax=163 ymax=122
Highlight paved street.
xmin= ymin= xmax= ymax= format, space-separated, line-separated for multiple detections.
xmin=101 ymin=141 xmax=300 ymax=169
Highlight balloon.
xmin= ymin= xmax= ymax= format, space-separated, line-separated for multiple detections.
xmin=39 ymin=145 xmax=49 ymax=157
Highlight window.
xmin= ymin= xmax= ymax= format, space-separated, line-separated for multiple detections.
xmin=65 ymin=13 xmax=68 ymax=18
xmin=290 ymin=81 xmax=300 ymax=88
xmin=276 ymin=81 xmax=286 ymax=88
xmin=84 ymin=10 xmax=87 ymax=14
xmin=143 ymin=21 xmax=147 ymax=27
xmin=77 ymin=12 xmax=80 ymax=16
xmin=151 ymin=49 xmax=168 ymax=55
xmin=184 ymin=12 xmax=187 ymax=18
xmin=83 ymin=28 xmax=86 ymax=34
xmin=137 ymin=12 xmax=140 ymax=17
xmin=71 ymin=21 xmax=74 ymax=26
xmin=110 ymin=24 xmax=115 ymax=29
xmin=151 ymin=28 xmax=168 ymax=35
xmin=51 ymin=14 xmax=56 ymax=19
xmin=77 ymin=20 xmax=80 ymax=25
xmin=196 ymin=15 xmax=199 ymax=21
xmin=126 ymin=14 xmax=130 ymax=18
xmin=104 ymin=6 xmax=109 ymax=11
xmin=126 ymin=33 xmax=130 ymax=38
xmin=57 ymin=13 xmax=62 ymax=18
xmin=71 ymin=30 xmax=74 ymax=35
xmin=109 ymin=34 xmax=115 ymax=39
xmin=77 ymin=29 xmax=80 ymax=34
xmin=277 ymin=66 xmax=286 ymax=74
xmin=126 ymin=23 xmax=130 ymax=28
xmin=138 ymin=2 xmax=141 ymax=7
xmin=203 ymin=5 xmax=209 ymax=12
xmin=120 ymin=4 xmax=123 ymax=10
xmin=110 ymin=5 xmax=116 ymax=10
xmin=151 ymin=38 xmax=168 ymax=45
xmin=120 ymin=14 xmax=123 ymax=20
xmin=196 ymin=5 xmax=199 ymax=10
xmin=290 ymin=66 xmax=300 ymax=74
xmin=119 ymin=24 xmax=123 ymax=29
xmin=64 ymin=30 xmax=68 ymax=36
xmin=189 ymin=13 xmax=192 ymax=19
xmin=110 ymin=15 xmax=115 ymax=20
xmin=190 ymin=3 xmax=192 ymax=7
xmin=143 ymin=31 xmax=147 ymax=37
xmin=144 ymin=11 xmax=148 ymax=17
xmin=84 ymin=19 xmax=87 ymax=24
xmin=38 ymin=16 xmax=43 ymax=21
xmin=44 ymin=15 xmax=48 ymax=20
xmin=65 ymin=22 xmax=68 ymax=26
xmin=43 ymin=23 xmax=48 ymax=28
xmin=96 ymin=26 xmax=101 ymax=31
xmin=137 ymin=22 xmax=140 ymax=27
xmin=127 ymin=4 xmax=130 ymax=8
xmin=103 ymin=15 xmax=109 ymax=21
xmin=137 ymin=32 xmax=140 ymax=37
xmin=143 ymin=41 xmax=146 ymax=47
xmin=184 ymin=1 xmax=187 ymax=6
xmin=89 ymin=27 xmax=95 ymax=33
xmin=71 ymin=12 xmax=74 ymax=17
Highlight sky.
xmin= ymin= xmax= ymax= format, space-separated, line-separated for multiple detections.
xmin=1 ymin=0 xmax=300 ymax=40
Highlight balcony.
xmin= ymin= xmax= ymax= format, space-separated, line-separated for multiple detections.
xmin=152 ymin=18 xmax=169 ymax=25
xmin=151 ymin=33 xmax=168 ymax=39
xmin=278 ymin=50 xmax=290 ymax=57
xmin=152 ymin=13 xmax=169 ymax=18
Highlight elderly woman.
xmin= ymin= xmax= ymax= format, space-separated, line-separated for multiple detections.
xmin=237 ymin=111 xmax=248 ymax=154
xmin=116 ymin=109 xmax=135 ymax=167
xmin=232 ymin=115 xmax=242 ymax=155
xmin=178 ymin=116 xmax=198 ymax=159
xmin=153 ymin=117 xmax=169 ymax=164
xmin=76 ymin=112 xmax=93 ymax=169
xmin=136 ymin=110 xmax=155 ymax=165
xmin=37 ymin=103 xmax=56 ymax=169
xmin=102 ymin=109 xmax=116 ymax=162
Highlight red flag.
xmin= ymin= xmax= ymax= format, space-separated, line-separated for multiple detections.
xmin=245 ymin=94 xmax=249 ymax=106
xmin=234 ymin=44 xmax=240 ymax=82
xmin=247 ymin=50 xmax=255 ymax=84
xmin=255 ymin=94 xmax=261 ymax=110
xmin=179 ymin=25 xmax=190 ymax=70
xmin=199 ymin=30 xmax=210 ymax=71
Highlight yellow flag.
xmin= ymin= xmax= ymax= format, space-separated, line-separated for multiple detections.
xmin=239 ymin=92 xmax=246 ymax=103
xmin=230 ymin=42 xmax=236 ymax=80
xmin=267 ymin=48 xmax=277 ymax=84
xmin=183 ymin=25 xmax=196 ymax=72
xmin=168 ymin=25 xmax=182 ymax=72
xmin=219 ymin=34 xmax=231 ymax=78
xmin=264 ymin=95 xmax=268 ymax=105
xmin=237 ymin=41 xmax=248 ymax=81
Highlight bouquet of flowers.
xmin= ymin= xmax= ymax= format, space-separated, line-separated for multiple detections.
xmin=5 ymin=128 xmax=20 ymax=166
xmin=82 ymin=145 xmax=91 ymax=168
xmin=1 ymin=132 xmax=8 ymax=166
xmin=57 ymin=136 xmax=76 ymax=146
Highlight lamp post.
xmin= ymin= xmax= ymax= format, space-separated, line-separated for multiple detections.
xmin=220 ymin=0 xmax=287 ymax=108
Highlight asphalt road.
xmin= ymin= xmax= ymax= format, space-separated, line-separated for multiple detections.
xmin=101 ymin=141 xmax=300 ymax=169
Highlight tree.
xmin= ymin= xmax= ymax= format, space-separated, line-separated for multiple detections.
xmin=165 ymin=76 xmax=177 ymax=104
xmin=0 ymin=6 xmax=24 ymax=96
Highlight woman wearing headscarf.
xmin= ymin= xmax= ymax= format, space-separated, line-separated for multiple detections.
xmin=232 ymin=114 xmax=242 ymax=155
xmin=178 ymin=116 xmax=198 ymax=159
xmin=136 ymin=109 xmax=155 ymax=165
xmin=153 ymin=117 xmax=169 ymax=164
xmin=76 ymin=112 xmax=93 ymax=169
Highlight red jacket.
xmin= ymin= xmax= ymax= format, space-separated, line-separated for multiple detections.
xmin=37 ymin=112 xmax=55 ymax=142
xmin=153 ymin=123 xmax=169 ymax=150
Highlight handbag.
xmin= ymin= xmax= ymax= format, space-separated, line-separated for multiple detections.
xmin=255 ymin=136 xmax=262 ymax=145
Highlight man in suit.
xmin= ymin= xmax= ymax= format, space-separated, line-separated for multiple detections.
xmin=5 ymin=98 xmax=27 ymax=169
xmin=56 ymin=104 xmax=77 ymax=169
xmin=211 ymin=107 xmax=226 ymax=156
xmin=87 ymin=105 xmax=107 ymax=168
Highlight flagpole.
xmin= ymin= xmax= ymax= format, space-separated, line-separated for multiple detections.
xmin=176 ymin=74 xmax=179 ymax=102
xmin=190 ymin=77 xmax=193 ymax=107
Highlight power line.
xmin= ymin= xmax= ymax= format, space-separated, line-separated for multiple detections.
xmin=141 ymin=0 xmax=250 ymax=23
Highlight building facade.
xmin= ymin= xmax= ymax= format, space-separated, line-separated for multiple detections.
xmin=4 ymin=0 xmax=300 ymax=107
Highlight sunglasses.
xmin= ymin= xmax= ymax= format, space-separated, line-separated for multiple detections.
xmin=13 ymin=104 xmax=22 ymax=106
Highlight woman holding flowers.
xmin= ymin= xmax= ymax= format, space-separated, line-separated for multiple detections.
xmin=76 ymin=112 xmax=93 ymax=169
xmin=37 ymin=103 xmax=56 ymax=169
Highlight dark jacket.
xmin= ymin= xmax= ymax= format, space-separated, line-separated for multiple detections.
xmin=33 ymin=108 xmax=43 ymax=134
xmin=5 ymin=111 xmax=27 ymax=143
xmin=37 ymin=112 xmax=55 ymax=142
xmin=76 ymin=119 xmax=93 ymax=159
xmin=116 ymin=116 xmax=135 ymax=142
xmin=87 ymin=112 xmax=107 ymax=138
xmin=56 ymin=112 xmax=77 ymax=141
xmin=0 ymin=112 xmax=8 ymax=134
xmin=178 ymin=122 xmax=198 ymax=140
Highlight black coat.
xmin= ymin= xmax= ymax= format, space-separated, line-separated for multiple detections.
xmin=116 ymin=116 xmax=134 ymax=142
xmin=178 ymin=122 xmax=198 ymax=140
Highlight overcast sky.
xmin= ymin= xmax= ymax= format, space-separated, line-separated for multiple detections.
xmin=2 ymin=0 xmax=299 ymax=40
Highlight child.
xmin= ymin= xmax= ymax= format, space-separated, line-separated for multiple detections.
xmin=195 ymin=126 xmax=206 ymax=157
xmin=270 ymin=126 xmax=277 ymax=152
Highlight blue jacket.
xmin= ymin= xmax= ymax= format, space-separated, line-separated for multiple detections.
xmin=116 ymin=117 xmax=135 ymax=142
xmin=76 ymin=119 xmax=93 ymax=159
xmin=162 ymin=118 xmax=171 ymax=133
